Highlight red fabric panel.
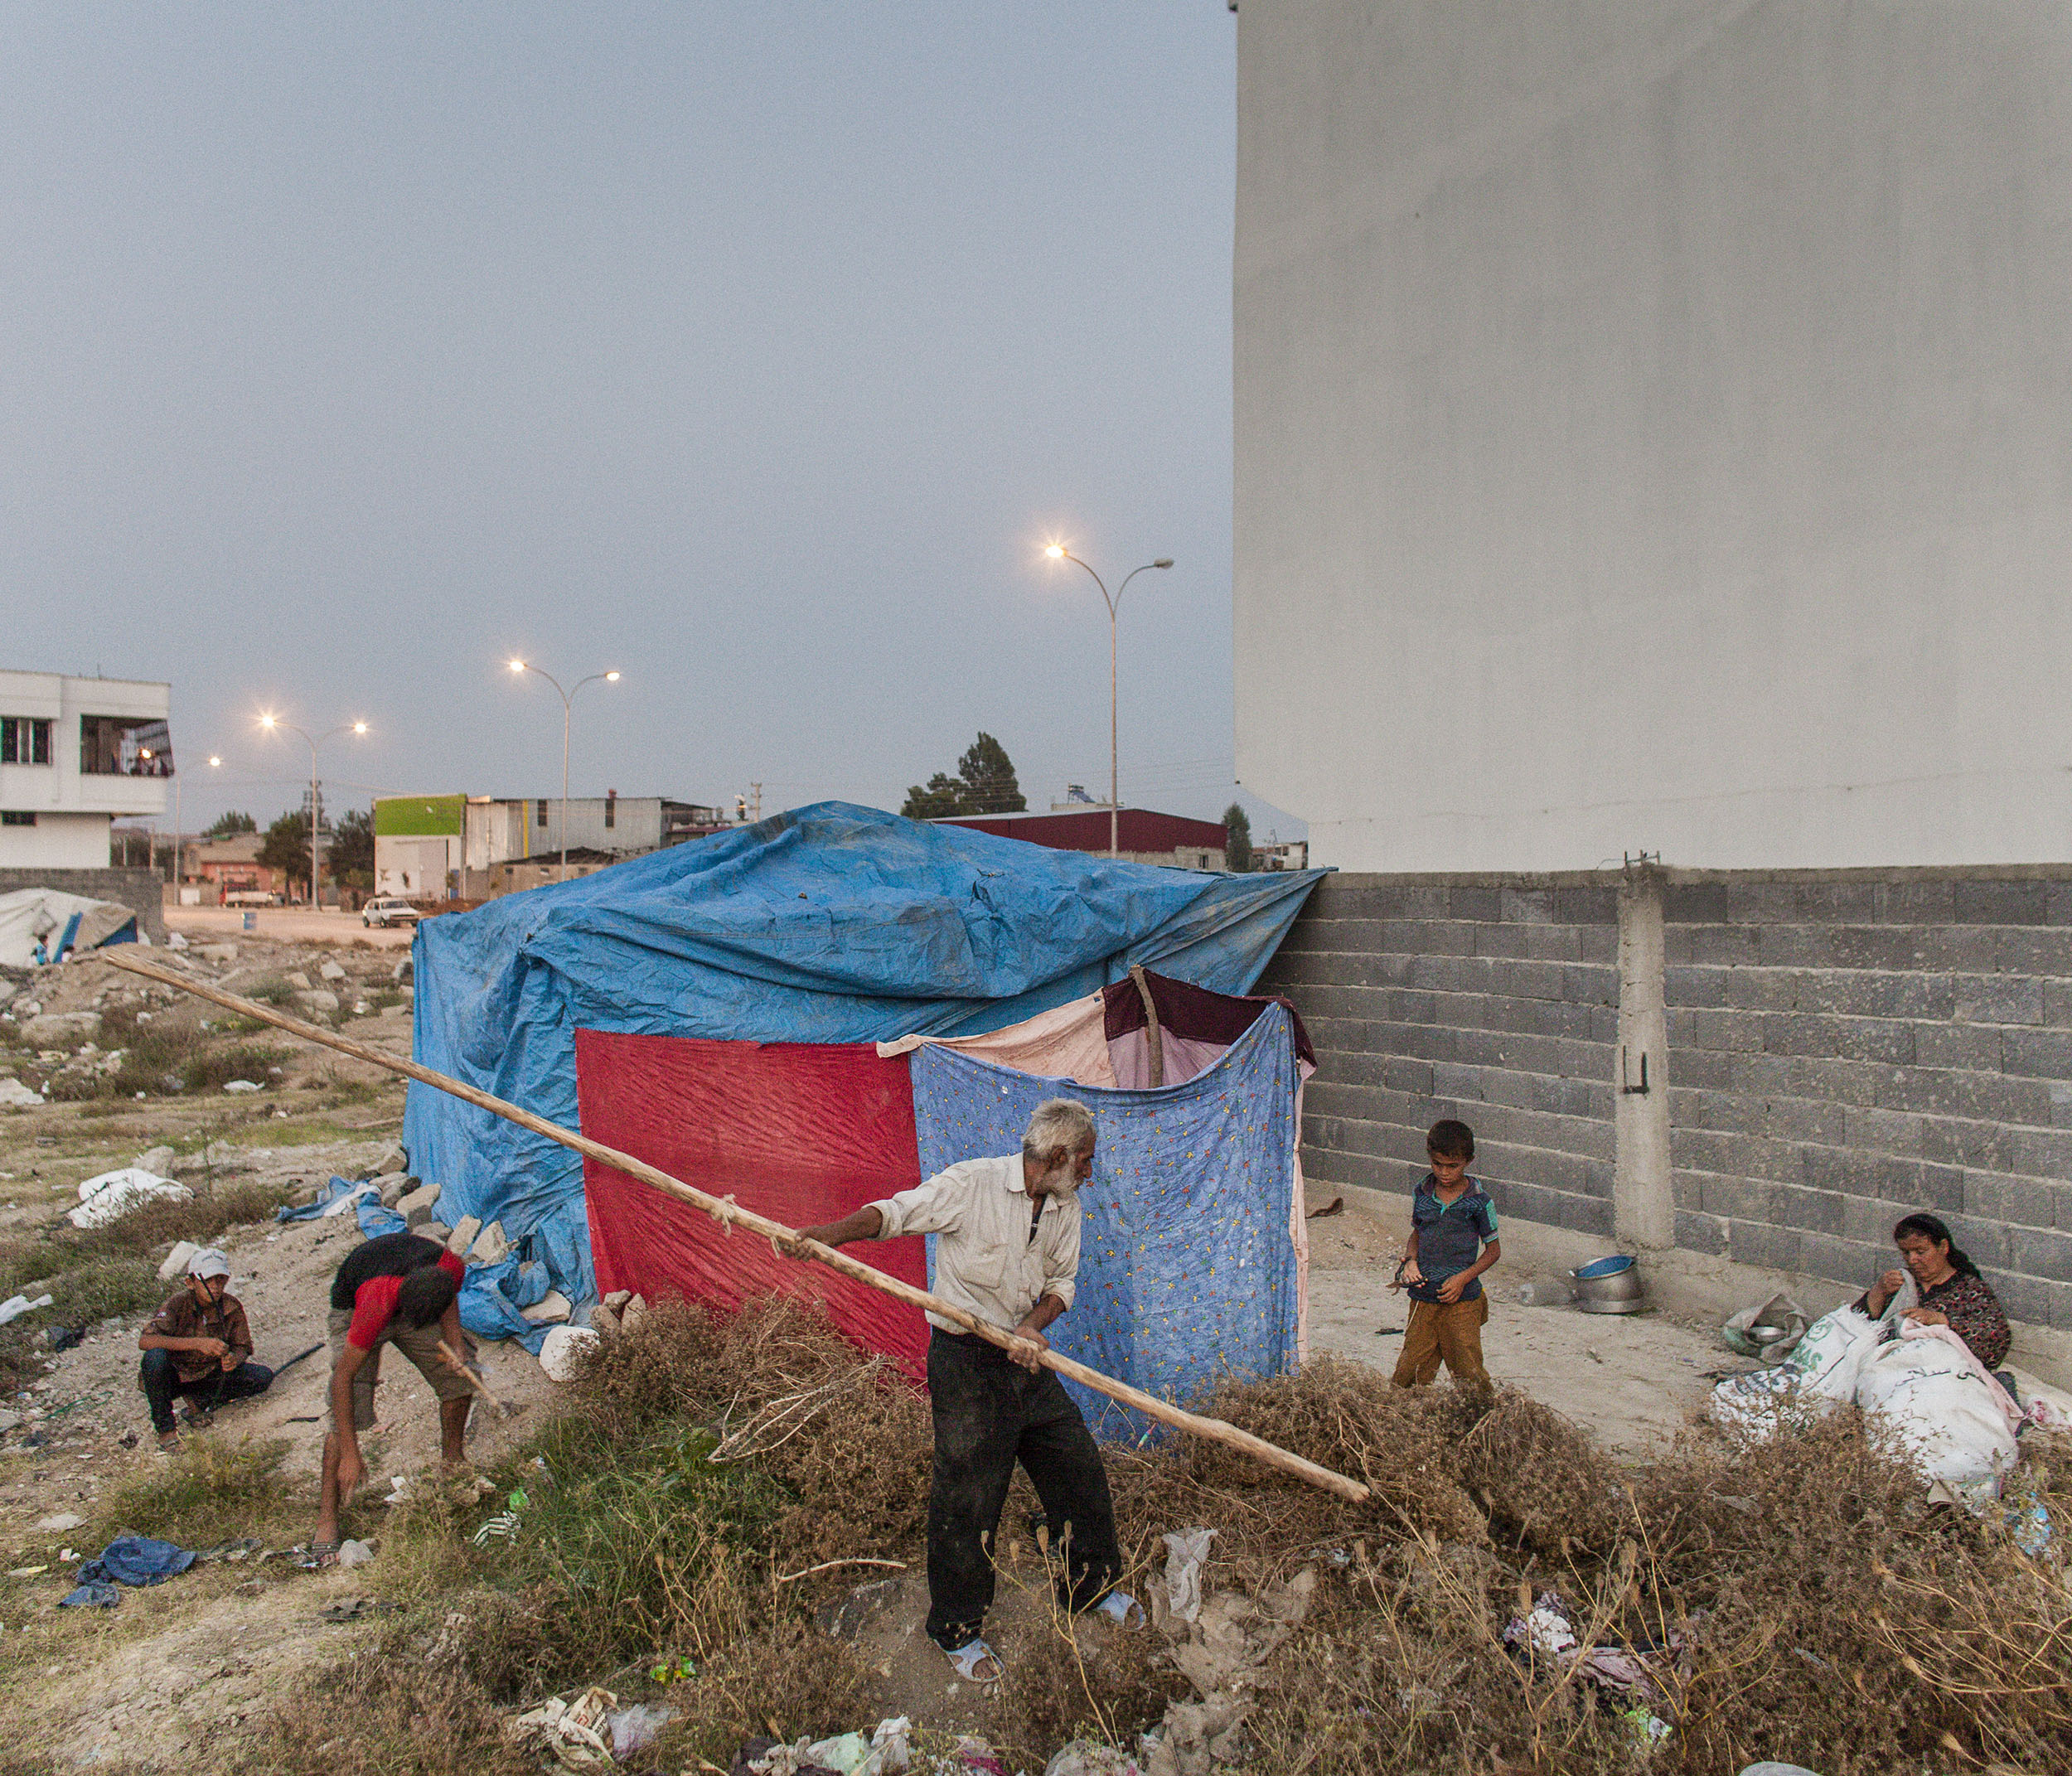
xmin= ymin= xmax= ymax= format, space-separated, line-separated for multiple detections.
xmin=574 ymin=1029 xmax=930 ymax=1376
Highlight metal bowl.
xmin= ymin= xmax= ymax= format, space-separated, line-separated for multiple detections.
xmin=1570 ymin=1258 xmax=1647 ymax=1314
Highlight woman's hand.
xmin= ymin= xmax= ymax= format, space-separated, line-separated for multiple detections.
xmin=1866 ymin=1267 xmax=1905 ymax=1312
xmin=1900 ymin=1307 xmax=1949 ymax=1328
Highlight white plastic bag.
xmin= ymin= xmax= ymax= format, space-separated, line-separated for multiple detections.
xmin=67 ymin=1168 xmax=191 ymax=1229
xmin=1855 ymin=1336 xmax=2019 ymax=1493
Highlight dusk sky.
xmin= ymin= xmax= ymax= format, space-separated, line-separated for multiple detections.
xmin=2 ymin=4 xmax=1297 ymax=842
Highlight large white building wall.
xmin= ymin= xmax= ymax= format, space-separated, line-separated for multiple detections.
xmin=0 ymin=812 xmax=112 ymax=869
xmin=1233 ymin=2 xmax=2072 ymax=872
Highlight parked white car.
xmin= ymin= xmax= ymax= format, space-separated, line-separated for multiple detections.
xmin=361 ymin=897 xmax=423 ymax=929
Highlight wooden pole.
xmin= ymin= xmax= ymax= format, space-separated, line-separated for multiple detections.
xmin=102 ymin=947 xmax=1369 ymax=1504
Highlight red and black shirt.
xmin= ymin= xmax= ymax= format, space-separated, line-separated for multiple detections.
xmin=331 ymin=1232 xmax=463 ymax=1352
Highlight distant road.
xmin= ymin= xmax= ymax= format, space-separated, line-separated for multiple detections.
xmin=165 ymin=906 xmax=416 ymax=949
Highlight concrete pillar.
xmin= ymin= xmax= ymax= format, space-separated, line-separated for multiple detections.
xmin=1614 ymin=864 xmax=1674 ymax=1251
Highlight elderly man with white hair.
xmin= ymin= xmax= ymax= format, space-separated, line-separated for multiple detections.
xmin=796 ymin=1095 xmax=1132 ymax=1682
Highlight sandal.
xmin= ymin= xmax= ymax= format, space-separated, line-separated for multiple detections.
xmin=1096 ymin=1590 xmax=1145 ymax=1630
xmin=943 ymin=1638 xmax=1003 ymax=1682
xmin=309 ymin=1540 xmax=341 ymax=1570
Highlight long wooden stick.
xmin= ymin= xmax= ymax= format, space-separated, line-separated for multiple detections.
xmin=103 ymin=947 xmax=1369 ymax=1503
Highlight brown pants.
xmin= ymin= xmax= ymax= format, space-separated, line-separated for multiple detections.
xmin=1392 ymin=1294 xmax=1492 ymax=1396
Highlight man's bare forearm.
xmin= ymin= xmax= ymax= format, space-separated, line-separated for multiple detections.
xmin=1018 ymin=1294 xmax=1067 ymax=1337
xmin=794 ymin=1206 xmax=884 ymax=1247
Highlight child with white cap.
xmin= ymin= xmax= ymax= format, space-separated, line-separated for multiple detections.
xmin=137 ymin=1248 xmax=274 ymax=1451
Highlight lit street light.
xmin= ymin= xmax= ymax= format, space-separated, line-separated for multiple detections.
xmin=259 ymin=714 xmax=368 ymax=907
xmin=507 ymin=661 xmax=622 ymax=881
xmin=1043 ymin=544 xmax=1174 ymax=857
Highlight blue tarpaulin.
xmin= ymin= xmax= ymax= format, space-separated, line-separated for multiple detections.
xmin=405 ymin=803 xmax=1324 ymax=1305
xmin=909 ymin=1007 xmax=1303 ymax=1438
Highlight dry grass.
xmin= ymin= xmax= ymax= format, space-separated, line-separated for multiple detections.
xmin=218 ymin=1299 xmax=2072 ymax=1775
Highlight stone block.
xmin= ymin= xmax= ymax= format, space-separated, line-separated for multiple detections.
xmin=1696 ymin=1174 xmax=1775 ymax=1222
xmin=2014 ymin=1128 xmax=2072 ymax=1180
xmin=1876 ymin=1068 xmax=2054 ymax=1125
xmin=1431 ymin=1062 xmax=1483 ymax=1101
xmin=1556 ymin=1193 xmax=1612 ymax=1237
xmin=1674 ymin=1210 xmax=1728 ymax=1256
xmin=1764 ymin=1096 xmax=1848 ymax=1147
xmin=1916 ymin=1164 xmax=1967 ymax=1213
xmin=1828 ymin=926 xmax=1931 ymax=971
xmin=1689 ymin=926 xmax=1763 ymax=966
xmin=1726 ymin=1218 xmax=1802 ymax=1273
xmin=1664 ymin=965 xmax=1730 ymax=1008
xmin=1498 ymin=887 xmax=1554 ymax=925
xmin=1911 ymin=1024 xmax=2003 ymax=1073
xmin=2010 ymin=1227 xmax=2072 ymax=1285
xmin=1795 ymin=1232 xmax=1887 ymax=1289
xmin=2002 ymin=1028 xmax=2072 ymax=1081
xmin=1953 ymin=974 xmax=2045 ymax=1027
xmin=1770 ymin=1184 xmax=1846 ymax=1236
xmin=1448 ymin=886 xmax=1501 ymax=922
xmin=1996 ymin=928 xmax=2072 ymax=977
xmin=1561 ymin=965 xmax=1616 ymax=1006
xmin=1794 ymin=882 xmax=1881 ymax=924
xmin=1842 ymin=1106 xmax=1921 ymax=1156
xmin=1725 ymin=969 xmax=1805 ymax=1013
xmin=1953 ymin=880 xmax=2050 ymax=926
xmin=1725 ymin=882 xmax=1799 ymax=926
xmin=1962 ymin=1172 xmax=2055 ymax=1231
xmin=293 ymin=990 xmax=340 ymax=1014
xmin=1919 ymin=1118 xmax=2013 ymax=1171
xmin=1552 ymin=885 xmax=1618 ymax=925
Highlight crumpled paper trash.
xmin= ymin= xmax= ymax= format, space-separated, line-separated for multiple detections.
xmin=747 ymin=1717 xmax=911 ymax=1775
xmin=1044 ymin=1742 xmax=1143 ymax=1776
xmin=506 ymin=1686 xmax=618 ymax=1770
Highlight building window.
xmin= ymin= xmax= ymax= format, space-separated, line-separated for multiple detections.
xmin=1 ymin=811 xmax=35 ymax=826
xmin=1 ymin=718 xmax=52 ymax=765
xmin=80 ymin=715 xmax=174 ymax=777
xmin=536 ymin=798 xmax=549 ymax=827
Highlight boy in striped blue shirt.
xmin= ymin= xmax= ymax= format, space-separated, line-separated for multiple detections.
xmin=1392 ymin=1120 xmax=1499 ymax=1400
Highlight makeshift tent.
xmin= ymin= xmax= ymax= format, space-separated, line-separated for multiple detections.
xmin=577 ymin=968 xmax=1316 ymax=1431
xmin=0 ymin=889 xmax=138 ymax=970
xmin=407 ymin=801 xmax=1324 ymax=1326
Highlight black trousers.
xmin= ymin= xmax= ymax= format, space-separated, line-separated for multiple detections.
xmin=139 ymin=1348 xmax=274 ymax=1434
xmin=924 ymin=1326 xmax=1121 ymax=1650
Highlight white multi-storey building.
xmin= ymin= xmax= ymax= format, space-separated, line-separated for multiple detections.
xmin=0 ymin=671 xmax=172 ymax=869
xmin=1232 ymin=2 xmax=2072 ymax=872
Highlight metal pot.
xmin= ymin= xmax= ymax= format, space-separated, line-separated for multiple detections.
xmin=1570 ymin=1255 xmax=1647 ymax=1314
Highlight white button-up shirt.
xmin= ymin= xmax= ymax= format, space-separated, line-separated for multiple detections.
xmin=870 ymin=1154 xmax=1080 ymax=1336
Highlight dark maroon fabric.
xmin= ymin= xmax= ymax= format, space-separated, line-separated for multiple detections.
xmin=1101 ymin=967 xmax=1315 ymax=1071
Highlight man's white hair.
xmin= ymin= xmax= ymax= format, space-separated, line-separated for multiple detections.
xmin=1022 ymin=1096 xmax=1096 ymax=1163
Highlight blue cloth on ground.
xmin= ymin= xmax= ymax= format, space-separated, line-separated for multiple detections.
xmin=405 ymin=802 xmax=1324 ymax=1309
xmin=908 ymin=1005 xmax=1302 ymax=1443
xmin=60 ymin=1580 xmax=119 ymax=1609
xmin=458 ymin=1257 xmax=554 ymax=1355
xmin=278 ymin=1176 xmax=375 ymax=1223
xmin=80 ymin=1535 xmax=195 ymax=1587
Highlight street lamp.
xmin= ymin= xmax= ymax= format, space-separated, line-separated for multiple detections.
xmin=259 ymin=714 xmax=368 ymax=908
xmin=507 ymin=661 xmax=622 ymax=881
xmin=158 ymin=752 xmax=222 ymax=892
xmin=1043 ymin=544 xmax=1174 ymax=857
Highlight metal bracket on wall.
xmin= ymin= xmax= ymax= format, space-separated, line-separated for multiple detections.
xmin=1619 ymin=1047 xmax=1650 ymax=1096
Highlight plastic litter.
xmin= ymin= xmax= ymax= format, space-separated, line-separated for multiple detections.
xmin=1159 ymin=1527 xmax=1217 ymax=1627
xmin=506 ymin=1686 xmax=617 ymax=1769
xmin=221 ymin=1079 xmax=262 ymax=1093
xmin=66 ymin=1167 xmax=191 ymax=1229
xmin=0 ymin=1294 xmax=52 ymax=1328
xmin=1044 ymin=1744 xmax=1143 ymax=1776
xmin=1720 ymin=1291 xmax=1808 ymax=1364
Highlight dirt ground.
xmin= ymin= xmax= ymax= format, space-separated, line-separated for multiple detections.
xmin=1302 ymin=1199 xmax=1735 ymax=1453
xmin=165 ymin=906 xmax=415 ymax=949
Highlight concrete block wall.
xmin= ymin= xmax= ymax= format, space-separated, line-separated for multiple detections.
xmin=1660 ymin=873 xmax=2072 ymax=1333
xmin=1256 ymin=873 xmax=1621 ymax=1236
xmin=1261 ymin=868 xmax=2072 ymax=1337
xmin=0 ymin=867 xmax=167 ymax=945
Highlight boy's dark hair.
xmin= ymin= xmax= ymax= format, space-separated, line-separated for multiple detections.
xmin=397 ymin=1265 xmax=460 ymax=1330
xmin=1426 ymin=1119 xmax=1475 ymax=1161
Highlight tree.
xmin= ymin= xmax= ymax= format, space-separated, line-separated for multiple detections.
xmin=257 ymin=811 xmax=312 ymax=895
xmin=1223 ymin=803 xmax=1254 ymax=873
xmin=901 ymin=732 xmax=1029 ymax=819
xmin=203 ymin=811 xmax=258 ymax=840
xmin=330 ymin=808 xmax=375 ymax=893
